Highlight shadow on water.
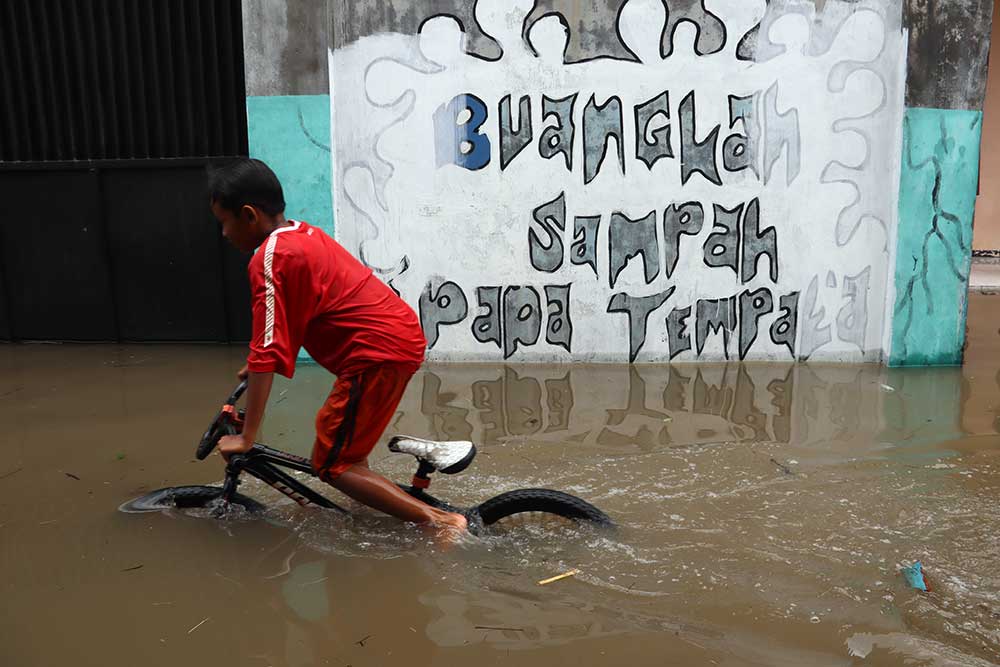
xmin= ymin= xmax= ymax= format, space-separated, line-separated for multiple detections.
xmin=1 ymin=294 xmax=1000 ymax=665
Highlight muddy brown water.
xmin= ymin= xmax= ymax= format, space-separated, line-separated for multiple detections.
xmin=3 ymin=295 xmax=1000 ymax=666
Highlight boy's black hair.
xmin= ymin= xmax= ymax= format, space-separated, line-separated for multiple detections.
xmin=208 ymin=158 xmax=286 ymax=216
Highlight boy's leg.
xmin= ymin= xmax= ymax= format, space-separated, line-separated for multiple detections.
xmin=328 ymin=463 xmax=466 ymax=528
xmin=312 ymin=365 xmax=466 ymax=530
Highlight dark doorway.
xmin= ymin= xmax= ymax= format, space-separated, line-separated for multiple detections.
xmin=0 ymin=0 xmax=251 ymax=341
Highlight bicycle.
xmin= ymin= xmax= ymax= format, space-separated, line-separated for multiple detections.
xmin=121 ymin=380 xmax=613 ymax=533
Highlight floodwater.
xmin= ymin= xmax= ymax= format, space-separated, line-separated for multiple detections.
xmin=2 ymin=296 xmax=1000 ymax=667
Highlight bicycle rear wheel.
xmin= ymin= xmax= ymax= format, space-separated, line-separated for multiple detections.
xmin=473 ymin=488 xmax=612 ymax=530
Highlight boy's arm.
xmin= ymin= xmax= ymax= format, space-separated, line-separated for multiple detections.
xmin=221 ymin=242 xmax=303 ymax=461
xmin=219 ymin=370 xmax=274 ymax=459
xmin=240 ymin=370 xmax=273 ymax=444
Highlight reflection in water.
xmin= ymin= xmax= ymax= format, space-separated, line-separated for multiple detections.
xmin=421 ymin=371 xmax=474 ymax=441
xmin=410 ymin=362 xmax=908 ymax=452
xmin=411 ymin=357 xmax=993 ymax=459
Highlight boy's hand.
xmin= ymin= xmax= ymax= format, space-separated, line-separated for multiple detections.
xmin=219 ymin=434 xmax=253 ymax=461
xmin=237 ymin=364 xmax=249 ymax=381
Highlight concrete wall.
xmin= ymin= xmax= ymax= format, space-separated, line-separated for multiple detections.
xmin=231 ymin=0 xmax=994 ymax=366
xmin=904 ymin=0 xmax=993 ymax=111
xmin=890 ymin=0 xmax=993 ymax=363
xmin=242 ymin=0 xmax=333 ymax=235
xmin=243 ymin=0 xmax=328 ymax=97
xmin=328 ymin=0 xmax=911 ymax=363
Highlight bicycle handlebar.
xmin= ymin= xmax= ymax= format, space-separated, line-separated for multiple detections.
xmin=195 ymin=380 xmax=249 ymax=460
xmin=222 ymin=379 xmax=248 ymax=404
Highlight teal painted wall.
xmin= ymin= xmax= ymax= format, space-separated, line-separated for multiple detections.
xmin=246 ymin=95 xmax=334 ymax=236
xmin=891 ymin=107 xmax=982 ymax=367
xmin=247 ymin=94 xmax=333 ymax=362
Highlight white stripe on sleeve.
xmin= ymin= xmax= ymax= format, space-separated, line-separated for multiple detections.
xmin=261 ymin=221 xmax=301 ymax=348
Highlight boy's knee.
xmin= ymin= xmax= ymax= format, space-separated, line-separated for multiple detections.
xmin=312 ymin=452 xmax=339 ymax=484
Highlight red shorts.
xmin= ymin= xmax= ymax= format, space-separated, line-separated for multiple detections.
xmin=312 ymin=362 xmax=417 ymax=481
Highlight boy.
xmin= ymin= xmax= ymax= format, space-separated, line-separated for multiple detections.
xmin=209 ymin=158 xmax=467 ymax=535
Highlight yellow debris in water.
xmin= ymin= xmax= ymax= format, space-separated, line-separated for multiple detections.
xmin=537 ymin=569 xmax=580 ymax=586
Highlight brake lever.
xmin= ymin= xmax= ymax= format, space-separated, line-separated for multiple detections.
xmin=219 ymin=405 xmax=245 ymax=434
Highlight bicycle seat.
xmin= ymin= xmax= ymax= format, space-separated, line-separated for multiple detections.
xmin=387 ymin=436 xmax=477 ymax=475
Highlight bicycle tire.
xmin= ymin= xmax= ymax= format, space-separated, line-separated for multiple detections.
xmin=119 ymin=485 xmax=264 ymax=514
xmin=473 ymin=488 xmax=612 ymax=528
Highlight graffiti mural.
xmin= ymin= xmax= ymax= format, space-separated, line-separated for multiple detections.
xmin=329 ymin=0 xmax=906 ymax=362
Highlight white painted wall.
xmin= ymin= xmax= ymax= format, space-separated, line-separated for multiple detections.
xmin=329 ymin=0 xmax=906 ymax=363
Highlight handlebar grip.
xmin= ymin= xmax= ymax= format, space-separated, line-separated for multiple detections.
xmin=196 ymin=414 xmax=225 ymax=460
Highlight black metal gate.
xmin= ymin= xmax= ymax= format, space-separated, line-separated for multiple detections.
xmin=0 ymin=0 xmax=251 ymax=341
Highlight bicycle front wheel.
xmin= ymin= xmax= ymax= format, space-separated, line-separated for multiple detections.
xmin=119 ymin=485 xmax=264 ymax=514
xmin=473 ymin=488 xmax=612 ymax=530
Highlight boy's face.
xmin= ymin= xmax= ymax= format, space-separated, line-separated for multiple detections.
xmin=212 ymin=201 xmax=261 ymax=253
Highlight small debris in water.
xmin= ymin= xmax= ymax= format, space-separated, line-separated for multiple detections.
xmin=901 ymin=561 xmax=930 ymax=591
xmin=810 ymin=616 xmax=821 ymax=623
xmin=538 ymin=569 xmax=580 ymax=585
xmin=263 ymin=551 xmax=295 ymax=580
xmin=121 ymin=564 xmax=144 ymax=572
xmin=880 ymin=384 xmax=895 ymax=393
xmin=116 ymin=453 xmax=126 ymax=461
xmin=475 ymin=626 xmax=524 ymax=632
xmin=187 ymin=617 xmax=210 ymax=634
xmin=215 ymin=572 xmax=243 ymax=587
xmin=63 ymin=472 xmax=81 ymax=481
xmin=300 ymin=576 xmax=328 ymax=586
xmin=355 ymin=634 xmax=373 ymax=647
xmin=770 ymin=458 xmax=794 ymax=475
xmin=107 ymin=357 xmax=150 ymax=368
xmin=0 ymin=467 xmax=23 ymax=481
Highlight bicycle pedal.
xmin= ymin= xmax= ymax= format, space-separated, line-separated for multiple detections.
xmin=388 ymin=436 xmax=477 ymax=474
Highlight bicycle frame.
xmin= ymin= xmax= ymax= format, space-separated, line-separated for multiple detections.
xmin=223 ymin=445 xmax=349 ymax=512
xmin=221 ymin=443 xmax=462 ymax=516
xmin=116 ymin=380 xmax=608 ymax=526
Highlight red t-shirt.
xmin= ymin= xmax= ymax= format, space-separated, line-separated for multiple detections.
xmin=246 ymin=221 xmax=426 ymax=378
